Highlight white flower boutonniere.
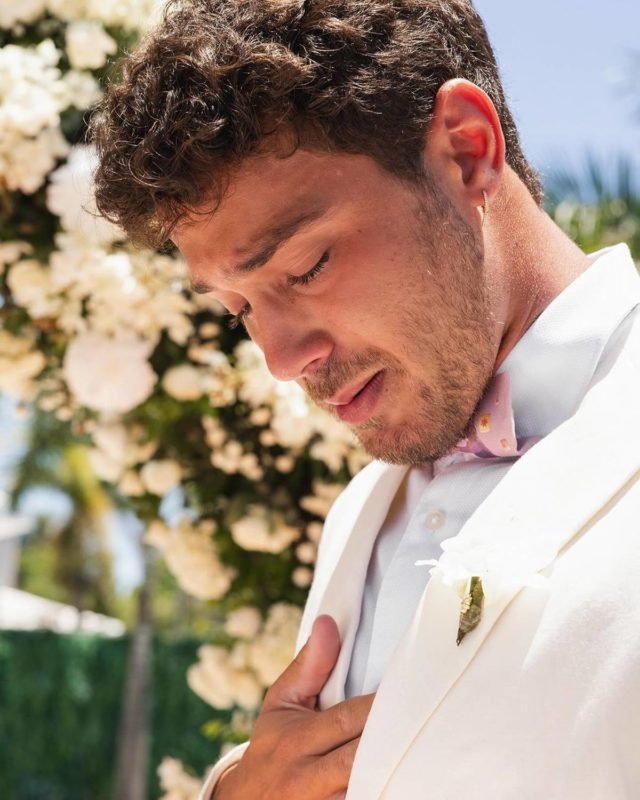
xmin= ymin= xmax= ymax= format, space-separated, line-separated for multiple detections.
xmin=417 ymin=517 xmax=556 ymax=645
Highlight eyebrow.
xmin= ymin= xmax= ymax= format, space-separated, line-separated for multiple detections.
xmin=190 ymin=205 xmax=328 ymax=294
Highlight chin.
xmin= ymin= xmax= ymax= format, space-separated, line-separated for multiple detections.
xmin=355 ymin=425 xmax=441 ymax=466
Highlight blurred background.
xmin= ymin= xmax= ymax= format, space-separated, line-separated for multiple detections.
xmin=0 ymin=2 xmax=638 ymax=799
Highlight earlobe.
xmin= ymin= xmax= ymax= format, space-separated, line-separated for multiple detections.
xmin=424 ymin=78 xmax=505 ymax=207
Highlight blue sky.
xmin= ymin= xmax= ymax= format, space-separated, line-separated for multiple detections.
xmin=474 ymin=0 xmax=639 ymax=186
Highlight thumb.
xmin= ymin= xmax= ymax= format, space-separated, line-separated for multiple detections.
xmin=263 ymin=615 xmax=341 ymax=711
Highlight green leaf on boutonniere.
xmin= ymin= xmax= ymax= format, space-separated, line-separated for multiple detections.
xmin=456 ymin=576 xmax=484 ymax=645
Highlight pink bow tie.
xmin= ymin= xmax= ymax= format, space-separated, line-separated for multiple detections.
xmin=454 ymin=372 xmax=541 ymax=459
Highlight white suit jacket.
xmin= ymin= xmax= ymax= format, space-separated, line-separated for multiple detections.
xmin=201 ymin=303 xmax=640 ymax=800
xmin=294 ymin=305 xmax=640 ymax=799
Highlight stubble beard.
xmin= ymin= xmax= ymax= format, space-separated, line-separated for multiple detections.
xmin=351 ymin=187 xmax=498 ymax=465
xmin=362 ymin=189 xmax=497 ymax=464
xmin=309 ymin=288 xmax=496 ymax=466
xmin=309 ymin=270 xmax=496 ymax=466
xmin=303 ymin=181 xmax=498 ymax=466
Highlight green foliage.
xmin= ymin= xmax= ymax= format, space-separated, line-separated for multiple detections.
xmin=0 ymin=630 xmax=227 ymax=800
xmin=17 ymin=532 xmax=70 ymax=605
xmin=546 ymin=154 xmax=640 ymax=260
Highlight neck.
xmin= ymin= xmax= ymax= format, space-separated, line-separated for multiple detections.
xmin=488 ymin=178 xmax=592 ymax=373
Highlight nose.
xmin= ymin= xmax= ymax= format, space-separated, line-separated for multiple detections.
xmin=254 ymin=315 xmax=334 ymax=382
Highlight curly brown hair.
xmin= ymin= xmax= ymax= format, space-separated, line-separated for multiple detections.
xmin=90 ymin=0 xmax=543 ymax=249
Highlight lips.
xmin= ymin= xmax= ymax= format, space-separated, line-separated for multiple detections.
xmin=335 ymin=370 xmax=386 ymax=424
xmin=326 ymin=373 xmax=378 ymax=406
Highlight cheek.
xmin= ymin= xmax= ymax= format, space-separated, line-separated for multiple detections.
xmin=331 ymin=241 xmax=408 ymax=333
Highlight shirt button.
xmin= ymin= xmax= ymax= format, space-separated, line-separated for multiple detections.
xmin=425 ymin=510 xmax=446 ymax=530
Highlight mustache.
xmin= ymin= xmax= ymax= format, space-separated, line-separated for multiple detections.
xmin=302 ymin=351 xmax=389 ymax=403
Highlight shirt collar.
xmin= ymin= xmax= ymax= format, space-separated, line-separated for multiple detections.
xmin=498 ymin=243 xmax=640 ymax=439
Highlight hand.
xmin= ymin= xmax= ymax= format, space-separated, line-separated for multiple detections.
xmin=214 ymin=615 xmax=374 ymax=800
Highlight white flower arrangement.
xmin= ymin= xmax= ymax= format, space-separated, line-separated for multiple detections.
xmin=0 ymin=2 xmax=369 ymax=778
xmin=157 ymin=756 xmax=202 ymax=800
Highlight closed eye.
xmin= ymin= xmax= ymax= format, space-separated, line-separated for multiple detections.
xmin=226 ymin=250 xmax=331 ymax=330
xmin=286 ymin=250 xmax=331 ymax=287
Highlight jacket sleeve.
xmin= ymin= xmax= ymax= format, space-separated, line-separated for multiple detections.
xmin=197 ymin=742 xmax=250 ymax=800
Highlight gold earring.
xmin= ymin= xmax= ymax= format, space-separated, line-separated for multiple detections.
xmin=481 ymin=189 xmax=489 ymax=229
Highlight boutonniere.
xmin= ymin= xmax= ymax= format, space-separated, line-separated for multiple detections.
xmin=415 ymin=559 xmax=486 ymax=646
xmin=456 ymin=575 xmax=484 ymax=645
xmin=417 ymin=518 xmax=555 ymax=645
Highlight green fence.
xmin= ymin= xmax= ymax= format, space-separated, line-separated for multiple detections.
xmin=0 ymin=630 xmax=227 ymax=800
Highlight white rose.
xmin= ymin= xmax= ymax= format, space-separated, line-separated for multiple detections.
xmin=3 ymin=128 xmax=70 ymax=194
xmin=295 ymin=542 xmax=317 ymax=564
xmin=0 ymin=0 xmax=46 ymax=28
xmin=92 ymin=422 xmax=128 ymax=465
xmin=143 ymin=519 xmax=171 ymax=550
xmin=65 ymin=21 xmax=117 ymax=70
xmin=248 ymin=604 xmax=302 ymax=687
xmin=202 ymin=416 xmax=226 ymax=449
xmin=7 ymin=259 xmax=60 ymax=318
xmin=118 ymin=470 xmax=146 ymax=497
xmin=306 ymin=522 xmax=324 ymax=544
xmin=270 ymin=385 xmax=315 ymax=448
xmin=225 ymin=665 xmax=263 ymax=710
xmin=45 ymin=0 xmax=86 ymax=22
xmin=238 ymin=452 xmax=263 ymax=481
xmin=0 ymin=241 xmax=33 ymax=270
xmin=187 ymin=648 xmax=234 ymax=710
xmin=231 ymin=507 xmax=300 ymax=554
xmin=62 ymin=71 xmax=103 ymax=110
xmin=299 ymin=481 xmax=344 ymax=519
xmin=0 ymin=333 xmax=46 ymax=400
xmin=88 ymin=447 xmax=123 ymax=483
xmin=188 ymin=644 xmax=262 ymax=711
xmin=197 ymin=322 xmax=220 ymax=339
xmin=144 ymin=517 xmax=236 ymax=600
xmin=224 ymin=607 xmax=262 ymax=640
xmin=292 ymin=566 xmax=313 ymax=588
xmin=162 ymin=364 xmax=204 ymax=401
xmin=86 ymin=0 xmax=165 ymax=31
xmin=274 ymin=455 xmax=295 ymax=473
xmin=210 ymin=440 xmax=245 ymax=474
xmin=248 ymin=406 xmax=271 ymax=426
xmin=46 ymin=146 xmax=124 ymax=243
xmin=139 ymin=460 xmax=182 ymax=496
xmin=166 ymin=554 xmax=234 ymax=601
xmin=234 ymin=339 xmax=279 ymax=407
xmin=63 ymin=332 xmax=156 ymax=413
xmin=157 ymin=757 xmax=202 ymax=800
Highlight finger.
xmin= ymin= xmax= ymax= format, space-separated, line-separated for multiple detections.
xmin=309 ymin=737 xmax=361 ymax=799
xmin=263 ymin=615 xmax=341 ymax=712
xmin=306 ymin=692 xmax=376 ymax=754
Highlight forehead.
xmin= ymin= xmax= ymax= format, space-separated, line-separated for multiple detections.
xmin=171 ymin=149 xmax=391 ymax=276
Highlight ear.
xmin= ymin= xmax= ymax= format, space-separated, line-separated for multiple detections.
xmin=423 ymin=78 xmax=506 ymax=218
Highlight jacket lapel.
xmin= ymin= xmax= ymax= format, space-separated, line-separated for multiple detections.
xmin=310 ymin=462 xmax=408 ymax=709
xmin=347 ymin=311 xmax=640 ymax=799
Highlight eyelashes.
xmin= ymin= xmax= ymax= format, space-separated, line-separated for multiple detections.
xmin=226 ymin=250 xmax=331 ymax=330
xmin=286 ymin=250 xmax=331 ymax=287
xmin=226 ymin=306 xmax=250 ymax=331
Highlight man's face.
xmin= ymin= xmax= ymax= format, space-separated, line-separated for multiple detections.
xmin=173 ymin=149 xmax=502 ymax=464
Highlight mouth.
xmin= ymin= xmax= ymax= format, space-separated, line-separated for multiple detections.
xmin=333 ymin=370 xmax=386 ymax=424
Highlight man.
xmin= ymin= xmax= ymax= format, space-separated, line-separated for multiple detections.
xmin=91 ymin=0 xmax=640 ymax=797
